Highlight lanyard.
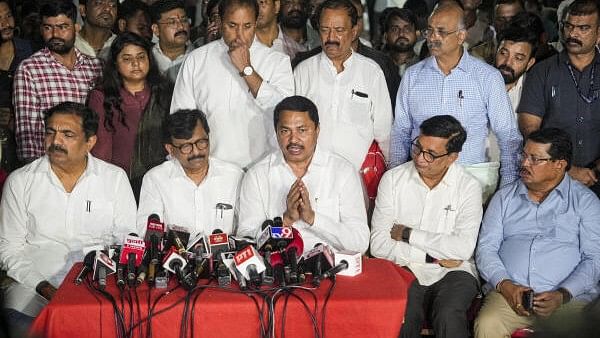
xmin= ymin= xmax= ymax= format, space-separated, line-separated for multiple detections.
xmin=566 ymin=59 xmax=598 ymax=104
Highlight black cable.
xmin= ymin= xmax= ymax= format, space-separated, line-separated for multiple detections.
xmin=127 ymin=287 xmax=134 ymax=336
xmin=287 ymin=290 xmax=320 ymax=338
xmin=179 ymin=290 xmax=192 ymax=338
xmin=321 ymin=278 xmax=336 ymax=338
xmin=280 ymin=291 xmax=291 ymax=338
xmin=86 ymin=278 xmax=127 ymax=338
xmin=134 ymin=286 xmax=143 ymax=338
xmin=190 ymin=279 xmax=212 ymax=338
xmin=246 ymin=293 xmax=267 ymax=338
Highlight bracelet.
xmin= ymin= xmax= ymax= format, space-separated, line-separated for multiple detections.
xmin=35 ymin=280 xmax=51 ymax=296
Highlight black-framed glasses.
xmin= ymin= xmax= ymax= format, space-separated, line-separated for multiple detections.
xmin=411 ymin=138 xmax=449 ymax=163
xmin=171 ymin=138 xmax=209 ymax=154
xmin=421 ymin=28 xmax=459 ymax=39
xmin=520 ymin=152 xmax=553 ymax=165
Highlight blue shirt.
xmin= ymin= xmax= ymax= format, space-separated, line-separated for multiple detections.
xmin=391 ymin=50 xmax=522 ymax=186
xmin=476 ymin=174 xmax=600 ymax=301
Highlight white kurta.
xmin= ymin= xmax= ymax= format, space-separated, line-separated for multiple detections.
xmin=170 ymin=38 xmax=294 ymax=169
xmin=137 ymin=157 xmax=244 ymax=237
xmin=294 ymin=52 xmax=392 ymax=169
xmin=237 ymin=147 xmax=370 ymax=254
xmin=0 ymin=155 xmax=137 ymax=315
xmin=370 ymin=161 xmax=483 ymax=286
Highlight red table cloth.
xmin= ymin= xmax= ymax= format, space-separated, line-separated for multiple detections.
xmin=30 ymin=257 xmax=414 ymax=338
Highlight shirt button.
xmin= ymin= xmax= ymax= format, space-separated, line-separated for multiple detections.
xmin=578 ymin=116 xmax=584 ymax=123
xmin=577 ymin=140 xmax=583 ymax=146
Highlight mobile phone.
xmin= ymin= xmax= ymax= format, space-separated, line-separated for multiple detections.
xmin=522 ymin=290 xmax=534 ymax=311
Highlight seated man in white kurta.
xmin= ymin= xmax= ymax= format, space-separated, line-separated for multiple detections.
xmin=137 ymin=110 xmax=244 ymax=237
xmin=0 ymin=102 xmax=137 ymax=333
xmin=237 ymin=96 xmax=369 ymax=254
xmin=370 ymin=115 xmax=483 ymax=338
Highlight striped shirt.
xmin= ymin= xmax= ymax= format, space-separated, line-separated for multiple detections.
xmin=12 ymin=47 xmax=102 ymax=161
xmin=391 ymin=50 xmax=522 ymax=186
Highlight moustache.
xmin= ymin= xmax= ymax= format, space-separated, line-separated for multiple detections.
xmin=287 ymin=143 xmax=304 ymax=151
xmin=497 ymin=64 xmax=515 ymax=77
xmin=565 ymin=37 xmax=582 ymax=46
xmin=48 ymin=144 xmax=67 ymax=154
xmin=48 ymin=38 xmax=65 ymax=45
xmin=287 ymin=10 xmax=305 ymax=17
xmin=427 ymin=40 xmax=442 ymax=49
xmin=187 ymin=154 xmax=205 ymax=162
xmin=395 ymin=37 xmax=409 ymax=44
xmin=175 ymin=30 xmax=188 ymax=38
xmin=325 ymin=40 xmax=339 ymax=47
xmin=1 ymin=27 xmax=14 ymax=35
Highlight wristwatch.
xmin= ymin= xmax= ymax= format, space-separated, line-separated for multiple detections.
xmin=239 ymin=65 xmax=254 ymax=77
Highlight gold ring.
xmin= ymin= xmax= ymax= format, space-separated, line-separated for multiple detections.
xmin=516 ymin=304 xmax=523 ymax=308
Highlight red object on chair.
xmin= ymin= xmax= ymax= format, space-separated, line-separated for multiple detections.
xmin=0 ymin=169 xmax=7 ymax=197
xmin=512 ymin=328 xmax=534 ymax=337
xmin=361 ymin=141 xmax=386 ymax=200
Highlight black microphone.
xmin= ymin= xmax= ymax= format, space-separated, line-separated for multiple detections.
xmin=315 ymin=260 xmax=349 ymax=282
xmin=74 ymin=251 xmax=96 ymax=285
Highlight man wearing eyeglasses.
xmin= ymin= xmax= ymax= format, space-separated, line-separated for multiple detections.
xmin=475 ymin=128 xmax=600 ymax=338
xmin=150 ymin=0 xmax=192 ymax=84
xmin=75 ymin=0 xmax=118 ymax=59
xmin=518 ymin=0 xmax=600 ymax=197
xmin=371 ymin=115 xmax=483 ymax=338
xmin=391 ymin=3 xmax=521 ymax=203
xmin=137 ymin=110 xmax=244 ymax=237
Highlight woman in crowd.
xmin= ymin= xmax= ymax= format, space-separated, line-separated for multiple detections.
xmin=89 ymin=32 xmax=173 ymax=200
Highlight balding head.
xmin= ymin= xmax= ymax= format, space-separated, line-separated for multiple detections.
xmin=430 ymin=3 xmax=466 ymax=30
xmin=426 ymin=3 xmax=467 ymax=60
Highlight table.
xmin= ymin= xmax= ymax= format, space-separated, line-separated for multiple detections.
xmin=30 ymin=257 xmax=414 ymax=338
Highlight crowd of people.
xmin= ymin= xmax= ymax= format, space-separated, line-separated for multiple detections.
xmin=0 ymin=0 xmax=599 ymax=337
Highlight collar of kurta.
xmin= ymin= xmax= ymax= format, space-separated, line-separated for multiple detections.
xmin=319 ymin=50 xmax=355 ymax=74
xmin=271 ymin=145 xmax=328 ymax=171
xmin=35 ymin=153 xmax=101 ymax=177
xmin=408 ymin=160 xmax=459 ymax=190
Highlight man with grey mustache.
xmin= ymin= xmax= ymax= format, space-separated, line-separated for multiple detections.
xmin=390 ymin=2 xmax=521 ymax=202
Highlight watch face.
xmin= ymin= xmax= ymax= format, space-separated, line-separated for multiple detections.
xmin=243 ymin=66 xmax=253 ymax=76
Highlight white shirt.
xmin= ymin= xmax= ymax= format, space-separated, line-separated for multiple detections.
xmin=0 ymin=155 xmax=136 ymax=314
xmin=74 ymin=33 xmax=116 ymax=60
xmin=486 ymin=75 xmax=524 ymax=162
xmin=294 ymin=52 xmax=392 ymax=170
xmin=171 ymin=38 xmax=294 ymax=169
xmin=370 ymin=161 xmax=483 ymax=286
xmin=152 ymin=42 xmax=193 ymax=84
xmin=237 ymin=147 xmax=369 ymax=254
xmin=137 ymin=157 xmax=244 ymax=238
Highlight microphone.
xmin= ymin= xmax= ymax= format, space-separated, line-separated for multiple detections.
xmin=270 ymin=251 xmax=285 ymax=286
xmin=162 ymin=247 xmax=188 ymax=274
xmin=165 ymin=225 xmax=190 ymax=254
xmin=119 ymin=234 xmax=146 ymax=286
xmin=283 ymin=228 xmax=303 ymax=283
xmin=256 ymin=219 xmax=275 ymax=251
xmin=208 ymin=229 xmax=231 ymax=260
xmin=233 ymin=245 xmax=266 ymax=287
xmin=217 ymin=262 xmax=231 ymax=287
xmin=262 ymin=250 xmax=274 ymax=285
xmin=93 ymin=250 xmax=117 ymax=289
xmin=256 ymin=220 xmax=294 ymax=252
xmin=314 ymin=260 xmax=349 ymax=283
xmin=75 ymin=251 xmax=96 ymax=285
xmin=144 ymin=214 xmax=165 ymax=249
xmin=302 ymin=243 xmax=334 ymax=285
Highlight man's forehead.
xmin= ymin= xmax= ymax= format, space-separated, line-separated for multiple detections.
xmin=47 ymin=114 xmax=84 ymax=130
xmin=391 ymin=16 xmax=411 ymax=27
xmin=565 ymin=12 xmax=599 ymax=24
xmin=429 ymin=12 xmax=458 ymax=28
xmin=500 ymin=40 xmax=533 ymax=54
xmin=42 ymin=14 xmax=74 ymax=25
xmin=524 ymin=140 xmax=551 ymax=154
xmin=160 ymin=7 xmax=186 ymax=19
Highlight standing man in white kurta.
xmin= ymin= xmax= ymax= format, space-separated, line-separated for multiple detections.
xmin=237 ymin=96 xmax=369 ymax=254
xmin=0 ymin=102 xmax=137 ymax=335
xmin=293 ymin=0 xmax=392 ymax=170
xmin=137 ymin=110 xmax=244 ymax=237
xmin=371 ymin=115 xmax=483 ymax=338
xmin=170 ymin=0 xmax=294 ymax=169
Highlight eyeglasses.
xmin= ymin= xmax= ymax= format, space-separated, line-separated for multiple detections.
xmin=422 ymin=28 xmax=459 ymax=39
xmin=411 ymin=139 xmax=450 ymax=163
xmin=171 ymin=138 xmax=209 ymax=154
xmin=158 ymin=16 xmax=191 ymax=28
xmin=520 ymin=152 xmax=553 ymax=165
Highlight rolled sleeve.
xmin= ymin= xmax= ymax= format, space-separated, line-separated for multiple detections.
xmin=254 ymin=55 xmax=294 ymax=110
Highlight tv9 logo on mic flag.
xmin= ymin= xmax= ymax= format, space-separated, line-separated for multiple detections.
xmin=270 ymin=227 xmax=293 ymax=239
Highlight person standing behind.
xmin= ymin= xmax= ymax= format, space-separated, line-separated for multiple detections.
xmin=391 ymin=3 xmax=522 ymax=202
xmin=150 ymin=0 xmax=193 ymax=84
xmin=75 ymin=0 xmax=118 ymax=59
xmin=88 ymin=32 xmax=172 ymax=199
xmin=116 ymin=0 xmax=153 ymax=41
xmin=13 ymin=0 xmax=102 ymax=163
xmin=171 ymin=0 xmax=293 ymax=169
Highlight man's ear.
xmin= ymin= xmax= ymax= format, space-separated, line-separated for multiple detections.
xmin=152 ymin=23 xmax=160 ymax=38
xmin=118 ymin=18 xmax=127 ymax=33
xmin=79 ymin=4 xmax=86 ymax=21
xmin=86 ymin=135 xmax=97 ymax=152
xmin=526 ymin=56 xmax=536 ymax=71
xmin=164 ymin=143 xmax=174 ymax=157
xmin=275 ymin=0 xmax=281 ymax=15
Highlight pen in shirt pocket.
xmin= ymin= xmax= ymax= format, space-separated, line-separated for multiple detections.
xmin=458 ymin=90 xmax=464 ymax=108
xmin=351 ymin=89 xmax=368 ymax=99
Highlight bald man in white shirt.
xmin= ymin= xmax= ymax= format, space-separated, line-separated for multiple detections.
xmin=371 ymin=115 xmax=483 ymax=338
xmin=237 ymin=96 xmax=369 ymax=254
xmin=0 ymin=102 xmax=137 ymax=335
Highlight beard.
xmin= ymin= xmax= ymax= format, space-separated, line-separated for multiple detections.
xmin=280 ymin=11 xmax=308 ymax=29
xmin=385 ymin=39 xmax=414 ymax=53
xmin=46 ymin=37 xmax=75 ymax=55
xmin=0 ymin=27 xmax=14 ymax=43
xmin=497 ymin=64 xmax=525 ymax=85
